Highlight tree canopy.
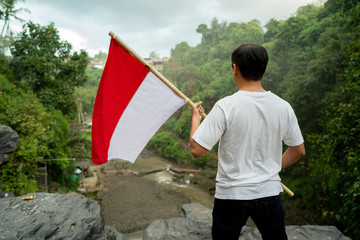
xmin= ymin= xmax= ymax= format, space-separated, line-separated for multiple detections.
xmin=10 ymin=21 xmax=89 ymax=115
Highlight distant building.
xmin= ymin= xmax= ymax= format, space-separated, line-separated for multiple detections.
xmin=87 ymin=58 xmax=105 ymax=69
xmin=86 ymin=56 xmax=169 ymax=71
xmin=144 ymin=56 xmax=169 ymax=72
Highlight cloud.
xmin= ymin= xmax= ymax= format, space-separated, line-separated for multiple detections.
xmin=58 ymin=28 xmax=89 ymax=52
xmin=13 ymin=0 xmax=321 ymax=58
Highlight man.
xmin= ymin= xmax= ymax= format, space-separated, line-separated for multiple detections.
xmin=190 ymin=43 xmax=305 ymax=240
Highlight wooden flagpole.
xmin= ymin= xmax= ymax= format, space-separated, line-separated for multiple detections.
xmin=108 ymin=31 xmax=294 ymax=197
xmin=281 ymin=182 xmax=294 ymax=197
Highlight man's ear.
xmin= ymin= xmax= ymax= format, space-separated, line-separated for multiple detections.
xmin=264 ymin=66 xmax=268 ymax=74
xmin=232 ymin=64 xmax=240 ymax=74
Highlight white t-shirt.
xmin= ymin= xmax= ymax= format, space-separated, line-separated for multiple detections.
xmin=192 ymin=90 xmax=304 ymax=200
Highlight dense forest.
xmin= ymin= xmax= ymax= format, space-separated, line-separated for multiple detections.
xmin=0 ymin=0 xmax=358 ymax=239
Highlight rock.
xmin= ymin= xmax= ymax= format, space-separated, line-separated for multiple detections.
xmin=0 ymin=189 xmax=15 ymax=198
xmin=285 ymin=226 xmax=351 ymax=240
xmin=180 ymin=202 xmax=212 ymax=222
xmin=144 ymin=203 xmax=213 ymax=240
xmin=0 ymin=124 xmax=19 ymax=165
xmin=0 ymin=193 xmax=125 ymax=240
xmin=0 ymin=124 xmax=19 ymax=154
xmin=143 ymin=218 xmax=212 ymax=240
xmin=144 ymin=203 xmax=351 ymax=240
xmin=104 ymin=225 xmax=126 ymax=240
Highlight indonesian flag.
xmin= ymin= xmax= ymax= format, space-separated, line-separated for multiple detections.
xmin=92 ymin=38 xmax=185 ymax=165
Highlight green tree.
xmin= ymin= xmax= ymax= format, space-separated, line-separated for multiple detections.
xmin=10 ymin=21 xmax=89 ymax=116
xmin=264 ymin=18 xmax=280 ymax=42
xmin=0 ymin=0 xmax=29 ymax=38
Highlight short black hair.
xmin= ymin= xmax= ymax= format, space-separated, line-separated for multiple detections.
xmin=231 ymin=43 xmax=268 ymax=80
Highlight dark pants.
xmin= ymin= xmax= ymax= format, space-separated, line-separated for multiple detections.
xmin=212 ymin=194 xmax=287 ymax=240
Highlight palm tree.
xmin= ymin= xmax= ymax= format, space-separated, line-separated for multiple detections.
xmin=0 ymin=0 xmax=30 ymax=38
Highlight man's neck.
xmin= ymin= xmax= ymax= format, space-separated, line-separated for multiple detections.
xmin=236 ymin=78 xmax=266 ymax=92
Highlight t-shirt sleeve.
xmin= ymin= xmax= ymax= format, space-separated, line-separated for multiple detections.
xmin=192 ymin=103 xmax=226 ymax=150
xmin=283 ymin=107 xmax=304 ymax=146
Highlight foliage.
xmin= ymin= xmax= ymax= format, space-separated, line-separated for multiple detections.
xmin=173 ymin=109 xmax=192 ymax=140
xmin=67 ymin=124 xmax=92 ymax=160
xmin=46 ymin=160 xmax=79 ymax=193
xmin=0 ymin=71 xmax=71 ymax=195
xmin=147 ymin=131 xmax=186 ymax=161
xmin=0 ymin=162 xmax=38 ymax=195
xmin=10 ymin=21 xmax=89 ymax=116
xmin=147 ymin=130 xmax=212 ymax=167
xmin=306 ymin=1 xmax=360 ymax=237
xmin=74 ymin=68 xmax=102 ymax=121
xmin=0 ymin=0 xmax=30 ymax=38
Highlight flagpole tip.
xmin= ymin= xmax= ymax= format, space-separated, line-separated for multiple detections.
xmin=109 ymin=31 xmax=115 ymax=38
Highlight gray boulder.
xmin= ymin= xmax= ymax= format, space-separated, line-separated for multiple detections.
xmin=0 ymin=193 xmax=125 ymax=240
xmin=104 ymin=225 xmax=126 ymax=240
xmin=144 ymin=203 xmax=351 ymax=240
xmin=144 ymin=202 xmax=213 ymax=240
xmin=180 ymin=202 xmax=212 ymax=221
xmin=0 ymin=124 xmax=19 ymax=165
xmin=0 ymin=189 xmax=15 ymax=198
xmin=144 ymin=218 xmax=212 ymax=240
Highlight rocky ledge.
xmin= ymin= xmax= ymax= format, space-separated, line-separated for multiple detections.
xmin=0 ymin=193 xmax=351 ymax=240
xmin=0 ymin=193 xmax=125 ymax=240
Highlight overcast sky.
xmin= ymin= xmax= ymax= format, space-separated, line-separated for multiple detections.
xmin=13 ymin=0 xmax=321 ymax=58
